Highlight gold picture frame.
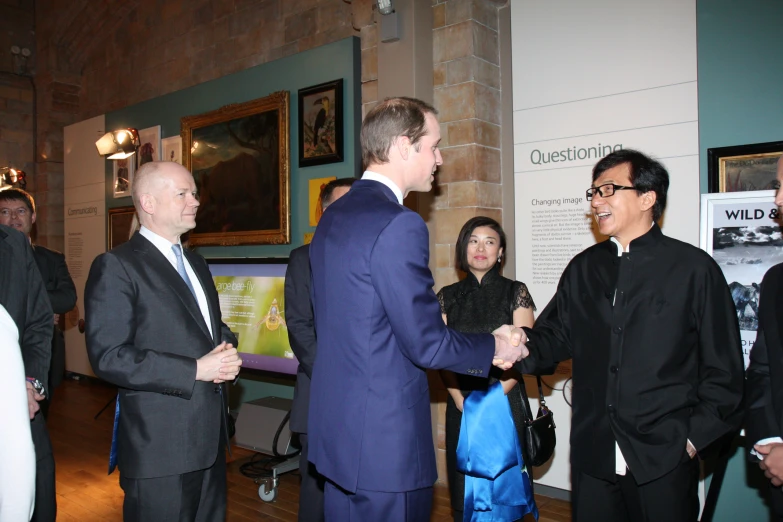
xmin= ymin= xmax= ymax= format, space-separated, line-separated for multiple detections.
xmin=181 ymin=91 xmax=290 ymax=246
xmin=708 ymin=141 xmax=783 ymax=193
xmin=108 ymin=206 xmax=137 ymax=250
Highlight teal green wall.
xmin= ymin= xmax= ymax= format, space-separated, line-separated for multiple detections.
xmin=104 ymin=37 xmax=361 ymax=407
xmin=697 ymin=0 xmax=783 ymax=193
xmin=698 ymin=1 xmax=783 ymax=520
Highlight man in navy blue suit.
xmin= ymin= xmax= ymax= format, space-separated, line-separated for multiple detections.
xmin=308 ymin=97 xmax=526 ymax=521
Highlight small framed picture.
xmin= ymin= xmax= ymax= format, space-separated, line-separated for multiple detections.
xmin=707 ymin=140 xmax=783 ymax=193
xmin=298 ymin=79 xmax=344 ymax=168
xmin=161 ymin=136 xmax=183 ymax=165
xmin=108 ymin=206 xmax=137 ymax=249
xmin=112 ymin=157 xmax=134 ymax=198
xmin=137 ymin=125 xmax=162 ymax=169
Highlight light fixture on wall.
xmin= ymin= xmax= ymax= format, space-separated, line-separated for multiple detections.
xmin=0 ymin=167 xmax=27 ymax=191
xmin=95 ymin=128 xmax=140 ymax=159
xmin=376 ymin=0 xmax=394 ymax=15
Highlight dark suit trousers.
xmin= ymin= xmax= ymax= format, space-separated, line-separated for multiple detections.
xmin=31 ymin=414 xmax=56 ymax=522
xmin=324 ymin=481 xmax=432 ymax=522
xmin=766 ymin=483 xmax=783 ymax=521
xmin=298 ymin=434 xmax=325 ymax=522
xmin=572 ymin=455 xmax=699 ymax=522
xmin=119 ymin=446 xmax=226 ymax=522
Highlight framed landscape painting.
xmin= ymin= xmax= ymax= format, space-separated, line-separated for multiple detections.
xmin=708 ymin=141 xmax=783 ymax=193
xmin=181 ymin=91 xmax=290 ymax=246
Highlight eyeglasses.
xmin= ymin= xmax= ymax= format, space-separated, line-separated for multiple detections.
xmin=586 ymin=183 xmax=639 ymax=201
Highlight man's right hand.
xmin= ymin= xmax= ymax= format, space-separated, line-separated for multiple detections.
xmin=492 ymin=325 xmax=529 ymax=370
xmin=196 ymin=342 xmax=243 ymax=383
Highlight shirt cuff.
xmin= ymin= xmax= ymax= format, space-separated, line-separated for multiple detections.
xmin=751 ymin=437 xmax=783 ymax=460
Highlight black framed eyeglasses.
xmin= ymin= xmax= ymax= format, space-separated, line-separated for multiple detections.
xmin=586 ymin=183 xmax=639 ymax=201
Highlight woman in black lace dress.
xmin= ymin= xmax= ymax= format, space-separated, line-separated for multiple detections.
xmin=437 ymin=216 xmax=536 ymax=522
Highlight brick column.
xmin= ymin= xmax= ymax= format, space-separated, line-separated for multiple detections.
xmin=431 ymin=0 xmax=506 ymax=485
xmin=432 ymin=0 xmax=503 ymax=291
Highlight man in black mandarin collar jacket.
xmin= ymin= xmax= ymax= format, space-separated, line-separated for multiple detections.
xmin=519 ymin=150 xmax=744 ymax=522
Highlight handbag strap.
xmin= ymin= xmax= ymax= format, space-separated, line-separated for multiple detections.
xmin=536 ymin=375 xmax=550 ymax=416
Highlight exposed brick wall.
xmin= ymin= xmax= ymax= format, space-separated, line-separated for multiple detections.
xmin=78 ymin=0 xmax=365 ymax=120
xmin=432 ymin=0 xmax=503 ymax=291
xmin=0 ymin=73 xmax=34 ymax=178
xmin=0 ymin=0 xmax=36 ymax=234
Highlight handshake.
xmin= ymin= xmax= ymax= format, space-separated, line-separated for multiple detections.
xmin=491 ymin=325 xmax=529 ymax=370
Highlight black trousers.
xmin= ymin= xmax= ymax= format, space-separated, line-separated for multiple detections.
xmin=119 ymin=446 xmax=227 ymax=522
xmin=297 ymin=433 xmax=325 ymax=522
xmin=767 ymin=482 xmax=783 ymax=521
xmin=573 ymin=456 xmax=700 ymax=522
xmin=31 ymin=414 xmax=56 ymax=522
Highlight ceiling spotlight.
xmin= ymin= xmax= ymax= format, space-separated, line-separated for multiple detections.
xmin=95 ymin=128 xmax=140 ymax=159
xmin=376 ymin=0 xmax=393 ymax=15
xmin=0 ymin=167 xmax=27 ymax=191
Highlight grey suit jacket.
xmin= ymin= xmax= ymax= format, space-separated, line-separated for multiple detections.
xmin=85 ymin=232 xmax=237 ymax=479
xmin=0 ymin=225 xmax=53 ymax=389
xmin=33 ymin=244 xmax=76 ymax=390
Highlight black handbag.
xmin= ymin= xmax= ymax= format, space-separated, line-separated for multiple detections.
xmin=519 ymin=375 xmax=556 ymax=467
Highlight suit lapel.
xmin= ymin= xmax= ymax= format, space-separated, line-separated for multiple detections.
xmin=131 ymin=234 xmax=212 ymax=342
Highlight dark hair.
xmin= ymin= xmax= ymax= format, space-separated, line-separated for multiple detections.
xmin=360 ymin=97 xmax=438 ymax=169
xmin=0 ymin=187 xmax=35 ymax=213
xmin=591 ymin=149 xmax=669 ymax=222
xmin=320 ymin=177 xmax=356 ymax=210
xmin=455 ymin=216 xmax=507 ymax=273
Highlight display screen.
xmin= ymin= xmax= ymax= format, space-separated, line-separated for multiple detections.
xmin=206 ymin=259 xmax=297 ymax=375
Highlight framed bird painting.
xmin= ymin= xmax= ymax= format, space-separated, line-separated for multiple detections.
xmin=298 ymin=79 xmax=344 ymax=168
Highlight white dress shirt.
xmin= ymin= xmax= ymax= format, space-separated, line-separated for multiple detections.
xmin=139 ymin=226 xmax=213 ymax=338
xmin=361 ymin=170 xmax=404 ymax=204
xmin=0 ymin=304 xmax=35 ymax=522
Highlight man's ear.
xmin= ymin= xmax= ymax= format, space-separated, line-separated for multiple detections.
xmin=639 ymin=190 xmax=657 ymax=213
xmin=31 ymin=212 xmax=36 ymax=225
xmin=139 ymin=194 xmax=155 ymax=215
xmin=394 ymin=135 xmax=411 ymax=161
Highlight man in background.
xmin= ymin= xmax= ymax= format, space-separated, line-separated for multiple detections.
xmin=517 ymin=149 xmax=744 ymax=522
xmin=85 ymin=161 xmax=242 ymax=521
xmin=0 ymin=223 xmax=54 ymax=521
xmin=746 ymin=156 xmax=783 ymax=521
xmin=308 ymin=97 xmax=525 ymax=521
xmin=0 ymin=188 xmax=77 ymax=410
xmin=285 ymin=177 xmax=355 ymax=522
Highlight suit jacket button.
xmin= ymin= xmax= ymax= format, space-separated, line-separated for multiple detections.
xmin=214 ymin=385 xmax=221 ymax=393
xmin=610 ymin=365 xmax=618 ymax=374
xmin=612 ymin=326 xmax=622 ymax=334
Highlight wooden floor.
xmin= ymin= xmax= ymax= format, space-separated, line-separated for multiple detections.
xmin=47 ymin=378 xmax=571 ymax=521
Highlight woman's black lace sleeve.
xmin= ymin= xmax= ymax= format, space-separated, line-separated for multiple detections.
xmin=513 ymin=282 xmax=536 ymax=312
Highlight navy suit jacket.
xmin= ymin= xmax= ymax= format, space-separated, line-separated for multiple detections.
xmin=307 ymin=179 xmax=495 ymax=494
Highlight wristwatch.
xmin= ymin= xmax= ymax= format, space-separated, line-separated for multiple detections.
xmin=26 ymin=377 xmax=46 ymax=398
